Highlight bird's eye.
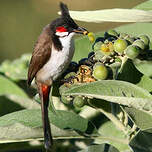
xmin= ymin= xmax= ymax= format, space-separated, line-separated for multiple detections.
xmin=56 ymin=26 xmax=67 ymax=32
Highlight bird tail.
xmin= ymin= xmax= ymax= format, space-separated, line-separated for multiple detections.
xmin=37 ymin=83 xmax=53 ymax=150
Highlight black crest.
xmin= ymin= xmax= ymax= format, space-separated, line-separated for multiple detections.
xmin=60 ymin=2 xmax=70 ymax=17
xmin=59 ymin=2 xmax=78 ymax=29
xmin=50 ymin=2 xmax=78 ymax=51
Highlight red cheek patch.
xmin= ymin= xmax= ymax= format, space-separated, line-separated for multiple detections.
xmin=56 ymin=26 xmax=67 ymax=32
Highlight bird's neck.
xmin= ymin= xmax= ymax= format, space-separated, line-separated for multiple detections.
xmin=51 ymin=33 xmax=62 ymax=51
xmin=59 ymin=32 xmax=75 ymax=48
xmin=52 ymin=32 xmax=75 ymax=51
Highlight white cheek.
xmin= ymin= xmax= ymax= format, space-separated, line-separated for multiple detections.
xmin=55 ymin=32 xmax=69 ymax=37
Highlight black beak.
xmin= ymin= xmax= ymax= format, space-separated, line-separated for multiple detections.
xmin=73 ymin=27 xmax=89 ymax=35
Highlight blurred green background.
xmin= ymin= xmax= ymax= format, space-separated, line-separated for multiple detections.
xmin=0 ymin=0 xmax=145 ymax=63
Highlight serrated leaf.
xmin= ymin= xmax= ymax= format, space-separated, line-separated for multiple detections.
xmin=67 ymin=9 xmax=152 ymax=23
xmin=0 ymin=109 xmax=88 ymax=132
xmin=0 ymin=75 xmax=28 ymax=98
xmin=79 ymin=144 xmax=119 ymax=152
xmin=61 ymin=81 xmax=152 ymax=115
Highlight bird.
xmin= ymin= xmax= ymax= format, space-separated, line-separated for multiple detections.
xmin=27 ymin=2 xmax=88 ymax=150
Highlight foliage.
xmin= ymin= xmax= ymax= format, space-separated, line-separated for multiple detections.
xmin=0 ymin=1 xmax=152 ymax=152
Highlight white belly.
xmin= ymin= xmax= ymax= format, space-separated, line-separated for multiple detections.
xmin=37 ymin=34 xmax=75 ymax=83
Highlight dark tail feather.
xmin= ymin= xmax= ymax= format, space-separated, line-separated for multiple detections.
xmin=39 ymin=84 xmax=53 ymax=150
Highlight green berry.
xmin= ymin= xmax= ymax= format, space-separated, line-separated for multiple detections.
xmin=94 ymin=51 xmax=104 ymax=61
xmin=61 ymin=95 xmax=72 ymax=104
xmin=59 ymin=85 xmax=68 ymax=95
xmin=119 ymin=33 xmax=129 ymax=39
xmin=93 ymin=63 xmax=108 ymax=80
xmin=125 ymin=37 xmax=135 ymax=44
xmin=93 ymin=41 xmax=103 ymax=51
xmin=73 ymin=96 xmax=85 ymax=108
xmin=125 ymin=45 xmax=140 ymax=59
xmin=114 ymin=39 xmax=128 ymax=53
xmin=139 ymin=35 xmax=150 ymax=46
xmin=105 ymin=29 xmax=118 ymax=38
xmin=64 ymin=72 xmax=76 ymax=79
xmin=133 ymin=39 xmax=145 ymax=50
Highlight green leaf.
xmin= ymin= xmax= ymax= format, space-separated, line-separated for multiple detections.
xmin=79 ymin=144 xmax=119 ymax=152
xmin=133 ymin=59 xmax=152 ymax=78
xmin=117 ymin=59 xmax=143 ymax=84
xmin=49 ymin=110 xmax=88 ymax=131
xmin=0 ymin=109 xmax=88 ymax=132
xmin=73 ymin=32 xmax=104 ymax=62
xmin=115 ymin=23 xmax=152 ymax=40
xmin=0 ymin=123 xmax=83 ymax=144
xmin=94 ymin=121 xmax=130 ymax=152
xmin=124 ymin=107 xmax=152 ymax=130
xmin=129 ymin=130 xmax=152 ymax=152
xmin=0 ymin=109 xmax=89 ymax=143
xmin=0 ymin=95 xmax=24 ymax=117
xmin=0 ymin=54 xmax=30 ymax=80
xmin=137 ymin=75 xmax=152 ymax=92
xmin=68 ymin=9 xmax=152 ymax=23
xmin=61 ymin=81 xmax=152 ymax=115
xmin=73 ymin=36 xmax=92 ymax=62
xmin=0 ymin=75 xmax=28 ymax=98
xmin=135 ymin=0 xmax=152 ymax=11
xmin=117 ymin=59 xmax=152 ymax=92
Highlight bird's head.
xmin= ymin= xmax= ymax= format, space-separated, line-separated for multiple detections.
xmin=50 ymin=2 xmax=88 ymax=38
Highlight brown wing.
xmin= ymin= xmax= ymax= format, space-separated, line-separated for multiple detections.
xmin=27 ymin=24 xmax=52 ymax=86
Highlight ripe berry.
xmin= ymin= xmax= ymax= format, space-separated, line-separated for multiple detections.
xmin=100 ymin=42 xmax=114 ymax=56
xmin=93 ymin=63 xmax=108 ymax=80
xmin=88 ymin=32 xmax=95 ymax=43
xmin=114 ymin=39 xmax=128 ymax=54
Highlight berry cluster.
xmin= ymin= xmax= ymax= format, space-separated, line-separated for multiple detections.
xmin=59 ymin=30 xmax=151 ymax=108
xmin=93 ymin=30 xmax=150 ymax=60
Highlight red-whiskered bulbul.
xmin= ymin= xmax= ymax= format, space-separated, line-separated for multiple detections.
xmin=27 ymin=2 xmax=88 ymax=150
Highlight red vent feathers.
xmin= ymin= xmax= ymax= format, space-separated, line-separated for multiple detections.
xmin=56 ymin=26 xmax=67 ymax=32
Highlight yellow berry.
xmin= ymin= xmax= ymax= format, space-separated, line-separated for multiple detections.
xmin=88 ymin=32 xmax=95 ymax=43
xmin=100 ymin=43 xmax=113 ymax=56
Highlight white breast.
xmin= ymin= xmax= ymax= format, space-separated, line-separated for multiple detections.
xmin=37 ymin=32 xmax=75 ymax=83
